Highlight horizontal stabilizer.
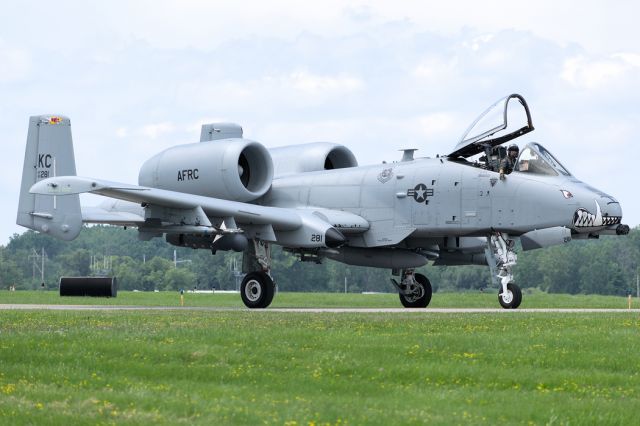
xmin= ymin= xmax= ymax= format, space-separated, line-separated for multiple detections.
xmin=30 ymin=176 xmax=145 ymax=195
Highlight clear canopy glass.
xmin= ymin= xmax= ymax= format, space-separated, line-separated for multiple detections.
xmin=515 ymin=143 xmax=571 ymax=176
xmin=449 ymin=94 xmax=533 ymax=158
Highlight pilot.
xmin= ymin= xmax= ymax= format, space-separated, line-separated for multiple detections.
xmin=499 ymin=144 xmax=519 ymax=179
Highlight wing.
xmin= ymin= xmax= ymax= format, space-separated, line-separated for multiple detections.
xmin=30 ymin=176 xmax=369 ymax=248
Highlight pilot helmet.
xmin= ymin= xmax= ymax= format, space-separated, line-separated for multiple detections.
xmin=507 ymin=144 xmax=519 ymax=153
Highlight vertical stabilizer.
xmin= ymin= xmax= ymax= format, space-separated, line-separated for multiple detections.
xmin=16 ymin=115 xmax=82 ymax=240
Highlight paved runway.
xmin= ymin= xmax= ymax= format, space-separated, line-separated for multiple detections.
xmin=1 ymin=304 xmax=639 ymax=313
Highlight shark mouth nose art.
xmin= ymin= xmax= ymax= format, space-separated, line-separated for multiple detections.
xmin=573 ymin=201 xmax=621 ymax=228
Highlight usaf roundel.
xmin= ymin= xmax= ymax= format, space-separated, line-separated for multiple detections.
xmin=407 ymin=183 xmax=434 ymax=204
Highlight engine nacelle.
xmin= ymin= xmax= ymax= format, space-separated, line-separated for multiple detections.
xmin=139 ymin=139 xmax=273 ymax=202
xmin=269 ymin=142 xmax=358 ymax=177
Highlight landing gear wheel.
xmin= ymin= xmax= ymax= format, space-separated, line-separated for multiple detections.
xmin=498 ymin=282 xmax=522 ymax=309
xmin=241 ymin=271 xmax=275 ymax=309
xmin=399 ymin=273 xmax=432 ymax=308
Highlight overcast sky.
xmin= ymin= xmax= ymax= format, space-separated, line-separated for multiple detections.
xmin=1 ymin=1 xmax=639 ymax=244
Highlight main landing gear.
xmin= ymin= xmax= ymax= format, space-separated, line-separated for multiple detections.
xmin=485 ymin=232 xmax=522 ymax=309
xmin=391 ymin=269 xmax=433 ymax=308
xmin=240 ymin=240 xmax=276 ymax=309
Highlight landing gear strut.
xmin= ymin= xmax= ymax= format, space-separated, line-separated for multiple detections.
xmin=485 ymin=232 xmax=522 ymax=309
xmin=240 ymin=240 xmax=276 ymax=309
xmin=391 ymin=269 xmax=432 ymax=308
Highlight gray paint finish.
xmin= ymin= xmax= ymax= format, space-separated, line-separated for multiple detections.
xmin=19 ymin=100 xmax=626 ymax=268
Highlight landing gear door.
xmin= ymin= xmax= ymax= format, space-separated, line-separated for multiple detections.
xmin=448 ymin=94 xmax=534 ymax=159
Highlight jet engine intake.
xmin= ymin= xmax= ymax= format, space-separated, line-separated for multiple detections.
xmin=139 ymin=139 xmax=273 ymax=202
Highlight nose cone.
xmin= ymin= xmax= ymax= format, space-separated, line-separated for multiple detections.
xmin=571 ymin=186 xmax=623 ymax=232
xmin=604 ymin=198 xmax=623 ymax=218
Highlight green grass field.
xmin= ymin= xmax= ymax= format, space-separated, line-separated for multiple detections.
xmin=1 ymin=292 xmax=639 ymax=424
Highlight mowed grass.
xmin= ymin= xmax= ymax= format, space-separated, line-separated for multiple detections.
xmin=1 ymin=310 xmax=639 ymax=425
xmin=1 ymin=289 xmax=638 ymax=309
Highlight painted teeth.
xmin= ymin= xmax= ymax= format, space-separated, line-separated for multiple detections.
xmin=573 ymin=209 xmax=620 ymax=227
xmin=574 ymin=208 xmax=596 ymax=227
xmin=602 ymin=216 xmax=621 ymax=226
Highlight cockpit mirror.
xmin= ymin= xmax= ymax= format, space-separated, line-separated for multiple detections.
xmin=448 ymin=94 xmax=534 ymax=158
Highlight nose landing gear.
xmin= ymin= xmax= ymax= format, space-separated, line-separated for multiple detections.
xmin=486 ymin=232 xmax=522 ymax=309
xmin=498 ymin=282 xmax=522 ymax=309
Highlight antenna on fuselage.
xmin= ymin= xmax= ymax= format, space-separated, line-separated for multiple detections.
xmin=400 ymin=149 xmax=417 ymax=162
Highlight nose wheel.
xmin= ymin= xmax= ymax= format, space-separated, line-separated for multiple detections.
xmin=498 ymin=282 xmax=522 ymax=309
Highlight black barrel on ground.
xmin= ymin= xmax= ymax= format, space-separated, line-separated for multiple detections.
xmin=59 ymin=277 xmax=118 ymax=297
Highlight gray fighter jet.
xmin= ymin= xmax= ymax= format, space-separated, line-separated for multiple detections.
xmin=17 ymin=94 xmax=629 ymax=309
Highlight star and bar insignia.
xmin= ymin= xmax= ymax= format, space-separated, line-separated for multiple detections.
xmin=407 ymin=183 xmax=434 ymax=204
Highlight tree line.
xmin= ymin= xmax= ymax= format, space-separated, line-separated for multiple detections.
xmin=1 ymin=225 xmax=638 ymax=295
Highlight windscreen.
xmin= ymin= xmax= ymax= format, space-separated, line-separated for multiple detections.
xmin=515 ymin=143 xmax=571 ymax=176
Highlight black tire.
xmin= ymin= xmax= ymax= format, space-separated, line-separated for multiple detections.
xmin=498 ymin=282 xmax=522 ymax=309
xmin=399 ymin=273 xmax=432 ymax=308
xmin=240 ymin=271 xmax=275 ymax=309
xmin=263 ymin=279 xmax=277 ymax=308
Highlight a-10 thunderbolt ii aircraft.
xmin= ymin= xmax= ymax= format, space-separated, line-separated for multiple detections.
xmin=17 ymin=94 xmax=629 ymax=309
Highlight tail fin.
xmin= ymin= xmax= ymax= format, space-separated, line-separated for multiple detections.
xmin=16 ymin=115 xmax=82 ymax=240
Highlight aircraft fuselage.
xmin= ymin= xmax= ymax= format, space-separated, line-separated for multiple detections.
xmin=265 ymin=155 xmax=622 ymax=248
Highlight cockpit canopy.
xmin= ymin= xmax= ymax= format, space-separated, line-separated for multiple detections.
xmin=448 ymin=94 xmax=534 ymax=158
xmin=515 ymin=142 xmax=571 ymax=177
xmin=446 ymin=94 xmax=572 ymax=178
